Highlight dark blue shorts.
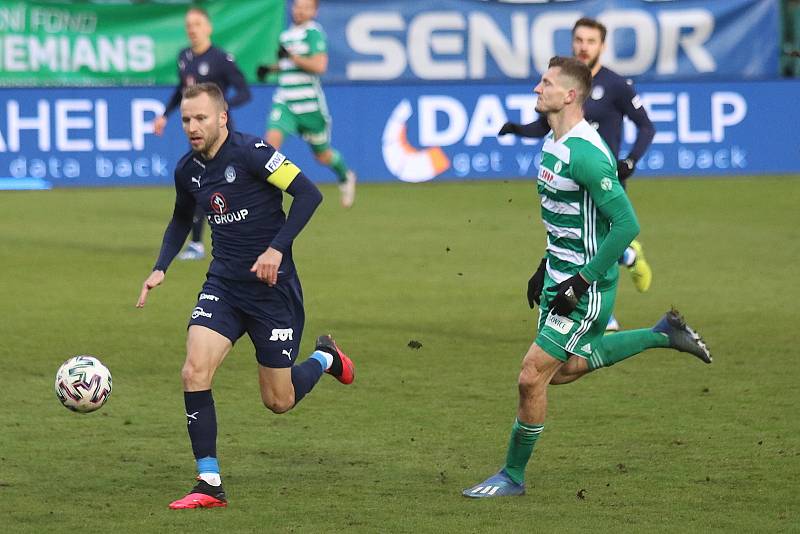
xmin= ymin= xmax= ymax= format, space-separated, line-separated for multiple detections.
xmin=188 ymin=274 xmax=305 ymax=368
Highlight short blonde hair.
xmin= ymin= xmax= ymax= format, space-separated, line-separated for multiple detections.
xmin=182 ymin=82 xmax=228 ymax=111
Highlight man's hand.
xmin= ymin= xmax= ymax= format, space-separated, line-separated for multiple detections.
xmin=498 ymin=122 xmax=521 ymax=136
xmin=250 ymin=247 xmax=283 ymax=286
xmin=153 ymin=115 xmax=167 ymax=137
xmin=277 ymin=45 xmax=290 ymax=59
xmin=546 ymin=273 xmax=590 ymax=316
xmin=256 ymin=64 xmax=278 ymax=81
xmin=527 ymin=258 xmax=547 ymax=308
xmin=617 ymin=158 xmax=636 ymax=182
xmin=136 ymin=270 xmax=165 ymax=308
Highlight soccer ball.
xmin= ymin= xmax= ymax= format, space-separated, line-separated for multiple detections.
xmin=55 ymin=355 xmax=113 ymax=413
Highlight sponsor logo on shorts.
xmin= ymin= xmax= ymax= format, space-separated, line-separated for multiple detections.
xmin=282 ymin=348 xmax=293 ymax=360
xmin=545 ymin=313 xmax=574 ymax=335
xmin=199 ymin=293 xmax=219 ymax=302
xmin=580 ymin=343 xmax=592 ymax=353
xmin=269 ymin=328 xmax=294 ymax=341
xmin=191 ymin=306 xmax=213 ymax=319
xmin=265 ymin=152 xmax=286 ymax=173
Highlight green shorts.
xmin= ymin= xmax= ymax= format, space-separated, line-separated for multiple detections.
xmin=535 ymin=272 xmax=617 ymax=362
xmin=267 ymin=102 xmax=331 ymax=154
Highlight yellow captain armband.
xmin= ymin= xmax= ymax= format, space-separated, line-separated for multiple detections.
xmin=265 ymin=157 xmax=300 ymax=191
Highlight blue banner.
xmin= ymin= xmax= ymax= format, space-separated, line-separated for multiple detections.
xmin=1 ymin=80 xmax=798 ymax=189
xmin=316 ymin=0 xmax=780 ymax=83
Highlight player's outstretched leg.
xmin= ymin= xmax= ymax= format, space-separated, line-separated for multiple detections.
xmin=315 ymin=334 xmax=355 ymax=384
xmin=169 ymin=476 xmax=227 ymax=509
xmin=462 ymin=469 xmax=526 ymax=498
xmin=626 ymin=240 xmax=652 ymax=292
xmin=652 ymin=308 xmax=712 ymax=363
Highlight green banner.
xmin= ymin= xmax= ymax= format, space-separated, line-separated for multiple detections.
xmin=0 ymin=0 xmax=284 ymax=86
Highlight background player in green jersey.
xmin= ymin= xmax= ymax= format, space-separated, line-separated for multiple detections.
xmin=463 ymin=57 xmax=711 ymax=499
xmin=257 ymin=0 xmax=357 ymax=208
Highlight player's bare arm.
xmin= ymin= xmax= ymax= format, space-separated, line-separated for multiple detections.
xmin=290 ymin=52 xmax=327 ymax=75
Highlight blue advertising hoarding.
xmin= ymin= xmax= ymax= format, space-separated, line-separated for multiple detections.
xmin=316 ymin=0 xmax=780 ymax=83
xmin=0 ymin=80 xmax=797 ymax=189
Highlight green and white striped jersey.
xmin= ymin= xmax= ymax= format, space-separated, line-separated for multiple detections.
xmin=536 ymin=120 xmax=625 ymax=289
xmin=274 ymin=21 xmax=329 ymax=116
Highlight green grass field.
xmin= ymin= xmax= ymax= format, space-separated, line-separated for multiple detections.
xmin=1 ymin=176 xmax=798 ymax=533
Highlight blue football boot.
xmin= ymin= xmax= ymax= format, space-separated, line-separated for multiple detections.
xmin=462 ymin=469 xmax=525 ymax=498
xmin=653 ymin=308 xmax=712 ymax=364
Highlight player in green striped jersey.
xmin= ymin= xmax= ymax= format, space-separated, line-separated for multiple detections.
xmin=257 ymin=0 xmax=357 ymax=208
xmin=463 ymin=57 xmax=711 ymax=499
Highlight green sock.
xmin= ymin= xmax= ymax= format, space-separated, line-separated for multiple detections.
xmin=503 ymin=419 xmax=544 ymax=484
xmin=328 ymin=149 xmax=349 ymax=183
xmin=587 ymin=328 xmax=671 ymax=370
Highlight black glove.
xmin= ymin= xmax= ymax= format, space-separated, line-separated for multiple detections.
xmin=547 ymin=274 xmax=590 ymax=316
xmin=617 ymin=158 xmax=636 ymax=182
xmin=498 ymin=122 xmax=521 ymax=136
xmin=527 ymin=258 xmax=547 ymax=308
xmin=278 ymin=45 xmax=290 ymax=59
xmin=256 ymin=64 xmax=272 ymax=82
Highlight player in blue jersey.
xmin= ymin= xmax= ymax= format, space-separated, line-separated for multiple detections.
xmin=136 ymin=83 xmax=354 ymax=510
xmin=154 ymin=6 xmax=252 ymax=262
xmin=500 ymin=17 xmax=655 ymax=331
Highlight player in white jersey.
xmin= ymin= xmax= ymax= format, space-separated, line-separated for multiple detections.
xmin=462 ymin=57 xmax=711 ymax=499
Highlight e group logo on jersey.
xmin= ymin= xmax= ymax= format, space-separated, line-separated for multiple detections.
xmin=207 ymin=191 xmax=250 ymax=225
xmin=210 ymin=192 xmax=228 ymax=214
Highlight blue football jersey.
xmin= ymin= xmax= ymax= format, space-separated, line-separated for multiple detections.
xmin=164 ymin=45 xmax=250 ymax=117
xmin=173 ymin=131 xmax=302 ymax=281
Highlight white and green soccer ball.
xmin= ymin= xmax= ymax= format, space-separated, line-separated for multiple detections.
xmin=55 ymin=355 xmax=112 ymax=413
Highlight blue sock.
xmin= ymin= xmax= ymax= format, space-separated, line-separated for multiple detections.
xmin=291 ymin=357 xmax=325 ymax=405
xmin=184 ymin=390 xmax=217 ymax=460
xmin=197 ymin=456 xmax=219 ymax=475
xmin=310 ymin=350 xmax=331 ymax=371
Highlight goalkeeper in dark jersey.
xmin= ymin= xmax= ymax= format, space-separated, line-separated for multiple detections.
xmin=500 ymin=17 xmax=655 ymax=331
xmin=136 ymin=83 xmax=354 ymax=510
